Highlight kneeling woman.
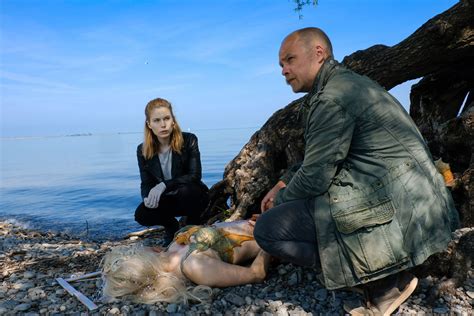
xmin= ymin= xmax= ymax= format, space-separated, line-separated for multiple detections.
xmin=101 ymin=220 xmax=270 ymax=304
xmin=135 ymin=97 xmax=209 ymax=244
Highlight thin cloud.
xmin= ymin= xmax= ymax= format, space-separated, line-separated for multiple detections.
xmin=0 ymin=70 xmax=77 ymax=91
xmin=252 ymin=64 xmax=280 ymax=77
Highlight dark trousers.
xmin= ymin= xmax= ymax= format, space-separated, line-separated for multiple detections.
xmin=254 ymin=198 xmax=321 ymax=268
xmin=134 ymin=182 xmax=209 ymax=230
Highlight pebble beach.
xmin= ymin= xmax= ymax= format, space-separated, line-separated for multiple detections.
xmin=1 ymin=221 xmax=473 ymax=315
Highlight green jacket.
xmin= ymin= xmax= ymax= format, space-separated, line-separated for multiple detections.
xmin=275 ymin=59 xmax=459 ymax=290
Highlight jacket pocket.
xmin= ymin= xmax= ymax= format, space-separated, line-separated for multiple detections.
xmin=332 ymin=198 xmax=408 ymax=278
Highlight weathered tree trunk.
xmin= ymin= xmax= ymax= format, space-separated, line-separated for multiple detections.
xmin=341 ymin=0 xmax=474 ymax=90
xmin=201 ymin=98 xmax=306 ymax=222
xmin=204 ymin=0 xmax=474 ymax=226
xmin=414 ymin=227 xmax=474 ymax=299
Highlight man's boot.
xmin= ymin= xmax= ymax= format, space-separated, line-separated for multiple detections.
xmin=344 ymin=271 xmax=418 ymax=316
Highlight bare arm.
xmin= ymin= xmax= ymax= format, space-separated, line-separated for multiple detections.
xmin=181 ymin=250 xmax=270 ymax=287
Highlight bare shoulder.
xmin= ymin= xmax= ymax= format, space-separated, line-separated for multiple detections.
xmin=181 ymin=249 xmax=221 ymax=281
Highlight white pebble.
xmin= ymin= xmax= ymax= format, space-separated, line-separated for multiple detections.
xmin=23 ymin=271 xmax=35 ymax=279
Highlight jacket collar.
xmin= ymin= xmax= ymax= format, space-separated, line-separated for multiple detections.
xmin=298 ymin=58 xmax=339 ymax=121
xmin=148 ymin=155 xmax=164 ymax=179
xmin=310 ymin=58 xmax=339 ymax=96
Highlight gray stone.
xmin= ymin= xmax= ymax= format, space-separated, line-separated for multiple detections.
xmin=55 ymin=289 xmax=66 ymax=296
xmin=467 ymin=291 xmax=474 ymax=299
xmin=0 ymin=307 xmax=7 ymax=315
xmin=108 ymin=307 xmax=120 ymax=315
xmin=166 ymin=303 xmax=178 ymax=313
xmin=121 ymin=305 xmax=131 ymax=313
xmin=269 ymin=300 xmax=283 ymax=309
xmin=255 ymin=298 xmax=266 ymax=307
xmin=433 ymin=306 xmax=450 ymax=314
xmin=288 ymin=272 xmax=299 ymax=286
xmin=225 ymin=293 xmax=245 ymax=306
xmin=276 ymin=306 xmax=289 ymax=316
xmin=314 ymin=288 xmax=328 ymax=301
xmin=1 ymin=300 xmax=19 ymax=310
xmin=8 ymin=273 xmax=18 ymax=282
xmin=245 ymin=296 xmax=253 ymax=305
xmin=133 ymin=309 xmax=147 ymax=316
xmin=420 ymin=277 xmax=434 ymax=288
xmin=278 ymin=267 xmax=287 ymax=275
xmin=13 ymin=281 xmax=34 ymax=291
xmin=450 ymin=306 xmax=464 ymax=316
xmin=14 ymin=303 xmax=31 ymax=312
xmin=23 ymin=271 xmax=36 ymax=279
xmin=28 ymin=287 xmax=45 ymax=300
xmin=330 ymin=298 xmax=342 ymax=308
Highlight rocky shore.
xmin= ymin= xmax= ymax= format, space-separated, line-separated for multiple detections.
xmin=1 ymin=221 xmax=473 ymax=315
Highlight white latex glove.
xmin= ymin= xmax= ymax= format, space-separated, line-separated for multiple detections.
xmin=144 ymin=182 xmax=166 ymax=208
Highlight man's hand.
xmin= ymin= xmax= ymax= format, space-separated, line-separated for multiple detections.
xmin=260 ymin=180 xmax=286 ymax=212
xmin=144 ymin=182 xmax=166 ymax=208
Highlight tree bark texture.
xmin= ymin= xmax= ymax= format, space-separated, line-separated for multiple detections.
xmin=204 ymin=0 xmax=474 ymax=228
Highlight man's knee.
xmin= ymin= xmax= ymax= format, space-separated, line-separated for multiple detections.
xmin=254 ymin=212 xmax=276 ymax=250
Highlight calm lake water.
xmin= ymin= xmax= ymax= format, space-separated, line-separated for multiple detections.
xmin=0 ymin=128 xmax=256 ymax=241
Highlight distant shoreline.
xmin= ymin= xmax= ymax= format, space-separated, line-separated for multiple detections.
xmin=0 ymin=126 xmax=258 ymax=140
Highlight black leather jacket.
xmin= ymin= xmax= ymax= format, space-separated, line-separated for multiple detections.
xmin=137 ymin=132 xmax=207 ymax=199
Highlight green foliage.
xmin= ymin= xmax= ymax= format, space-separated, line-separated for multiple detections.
xmin=293 ymin=0 xmax=318 ymax=19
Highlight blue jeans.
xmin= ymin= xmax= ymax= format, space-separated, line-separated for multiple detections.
xmin=254 ymin=198 xmax=321 ymax=268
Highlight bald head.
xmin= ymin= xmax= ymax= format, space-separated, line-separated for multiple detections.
xmin=279 ymin=27 xmax=333 ymax=93
xmin=285 ymin=27 xmax=333 ymax=59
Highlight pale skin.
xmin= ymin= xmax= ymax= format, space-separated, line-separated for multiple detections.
xmin=261 ymin=32 xmax=329 ymax=212
xmin=146 ymin=106 xmax=174 ymax=151
xmin=144 ymin=106 xmax=174 ymax=207
xmin=147 ymin=220 xmax=271 ymax=287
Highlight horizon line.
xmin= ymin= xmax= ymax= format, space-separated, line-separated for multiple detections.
xmin=0 ymin=126 xmax=260 ymax=140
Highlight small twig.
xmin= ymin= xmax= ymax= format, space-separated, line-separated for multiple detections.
xmin=65 ymin=271 xmax=101 ymax=282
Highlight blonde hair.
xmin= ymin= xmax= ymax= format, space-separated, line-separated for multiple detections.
xmin=142 ymin=98 xmax=184 ymax=159
xmin=101 ymin=245 xmax=212 ymax=304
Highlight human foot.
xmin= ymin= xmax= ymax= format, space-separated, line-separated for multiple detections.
xmin=250 ymin=250 xmax=272 ymax=282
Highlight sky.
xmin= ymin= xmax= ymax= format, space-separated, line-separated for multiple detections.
xmin=0 ymin=0 xmax=458 ymax=137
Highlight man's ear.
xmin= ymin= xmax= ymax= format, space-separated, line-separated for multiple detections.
xmin=314 ymin=44 xmax=326 ymax=63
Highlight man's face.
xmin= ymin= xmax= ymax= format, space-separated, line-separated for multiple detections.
xmin=279 ymin=35 xmax=321 ymax=93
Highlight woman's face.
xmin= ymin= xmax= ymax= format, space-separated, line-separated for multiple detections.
xmin=147 ymin=107 xmax=174 ymax=144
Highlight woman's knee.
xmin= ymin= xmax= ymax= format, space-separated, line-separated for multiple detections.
xmin=175 ymin=183 xmax=208 ymax=210
xmin=134 ymin=203 xmax=153 ymax=226
xmin=174 ymin=183 xmax=202 ymax=199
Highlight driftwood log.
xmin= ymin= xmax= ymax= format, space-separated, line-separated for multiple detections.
xmin=203 ymin=0 xmax=474 ymax=228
